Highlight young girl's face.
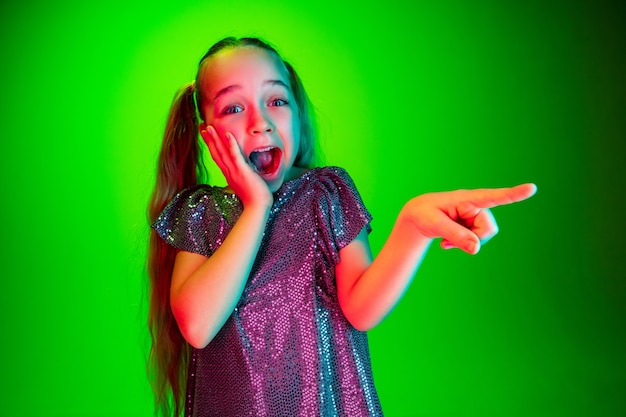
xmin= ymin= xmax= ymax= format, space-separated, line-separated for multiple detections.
xmin=199 ymin=47 xmax=301 ymax=192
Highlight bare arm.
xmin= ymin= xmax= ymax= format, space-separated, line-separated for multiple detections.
xmin=336 ymin=214 xmax=431 ymax=331
xmin=171 ymin=204 xmax=269 ymax=349
xmin=170 ymin=126 xmax=273 ymax=348
xmin=337 ymin=183 xmax=537 ymax=331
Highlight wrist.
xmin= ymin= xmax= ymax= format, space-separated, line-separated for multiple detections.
xmin=238 ymin=188 xmax=273 ymax=211
xmin=398 ymin=203 xmax=433 ymax=245
xmin=241 ymin=200 xmax=272 ymax=218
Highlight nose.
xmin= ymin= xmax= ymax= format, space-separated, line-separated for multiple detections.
xmin=249 ymin=107 xmax=274 ymax=135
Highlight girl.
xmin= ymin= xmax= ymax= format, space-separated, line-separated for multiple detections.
xmin=147 ymin=37 xmax=536 ymax=417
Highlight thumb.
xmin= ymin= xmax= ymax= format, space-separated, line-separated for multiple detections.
xmin=435 ymin=214 xmax=481 ymax=254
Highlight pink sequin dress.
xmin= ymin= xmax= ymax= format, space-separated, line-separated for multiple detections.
xmin=153 ymin=167 xmax=383 ymax=416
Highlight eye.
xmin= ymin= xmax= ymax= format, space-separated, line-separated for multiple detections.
xmin=223 ymin=105 xmax=243 ymax=115
xmin=269 ymin=98 xmax=288 ymax=107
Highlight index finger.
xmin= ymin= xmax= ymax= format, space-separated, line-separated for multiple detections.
xmin=464 ymin=183 xmax=537 ymax=209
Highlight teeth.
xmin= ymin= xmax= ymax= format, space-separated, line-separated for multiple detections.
xmin=248 ymin=147 xmax=274 ymax=161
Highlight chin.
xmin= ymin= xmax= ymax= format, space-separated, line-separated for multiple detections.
xmin=265 ymin=173 xmax=285 ymax=193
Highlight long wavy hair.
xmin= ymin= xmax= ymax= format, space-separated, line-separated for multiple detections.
xmin=146 ymin=37 xmax=318 ymax=416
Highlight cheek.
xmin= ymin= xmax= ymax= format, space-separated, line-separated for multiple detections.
xmin=275 ymin=110 xmax=298 ymax=134
xmin=288 ymin=115 xmax=301 ymax=152
xmin=210 ymin=118 xmax=246 ymax=139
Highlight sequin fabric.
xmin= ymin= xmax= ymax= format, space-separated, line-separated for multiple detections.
xmin=153 ymin=166 xmax=383 ymax=417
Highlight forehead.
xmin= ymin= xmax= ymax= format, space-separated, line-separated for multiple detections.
xmin=200 ymin=47 xmax=290 ymax=97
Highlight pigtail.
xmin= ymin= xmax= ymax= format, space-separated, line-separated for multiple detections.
xmin=149 ymin=83 xmax=206 ymax=222
xmin=147 ymin=83 xmax=204 ymax=417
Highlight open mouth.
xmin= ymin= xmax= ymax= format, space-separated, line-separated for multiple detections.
xmin=249 ymin=147 xmax=282 ymax=176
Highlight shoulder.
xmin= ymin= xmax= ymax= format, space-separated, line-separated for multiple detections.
xmin=153 ymin=184 xmax=239 ymax=226
xmin=161 ymin=184 xmax=217 ymax=214
xmin=305 ymin=166 xmax=359 ymax=190
xmin=173 ymin=183 xmax=226 ymax=203
xmin=311 ymin=165 xmax=352 ymax=178
xmin=301 ymin=166 xmax=369 ymax=214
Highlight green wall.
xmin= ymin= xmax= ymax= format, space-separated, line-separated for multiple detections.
xmin=1 ymin=0 xmax=624 ymax=416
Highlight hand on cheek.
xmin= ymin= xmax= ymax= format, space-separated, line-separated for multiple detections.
xmin=200 ymin=125 xmax=273 ymax=209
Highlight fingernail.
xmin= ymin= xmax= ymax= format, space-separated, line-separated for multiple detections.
xmin=466 ymin=240 xmax=477 ymax=254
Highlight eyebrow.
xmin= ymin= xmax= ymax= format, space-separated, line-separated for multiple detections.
xmin=212 ymin=80 xmax=290 ymax=103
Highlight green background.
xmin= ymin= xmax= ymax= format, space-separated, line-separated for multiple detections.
xmin=1 ymin=0 xmax=624 ymax=416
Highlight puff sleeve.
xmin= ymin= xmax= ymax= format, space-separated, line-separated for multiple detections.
xmin=152 ymin=184 xmax=242 ymax=257
xmin=313 ymin=167 xmax=373 ymax=265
